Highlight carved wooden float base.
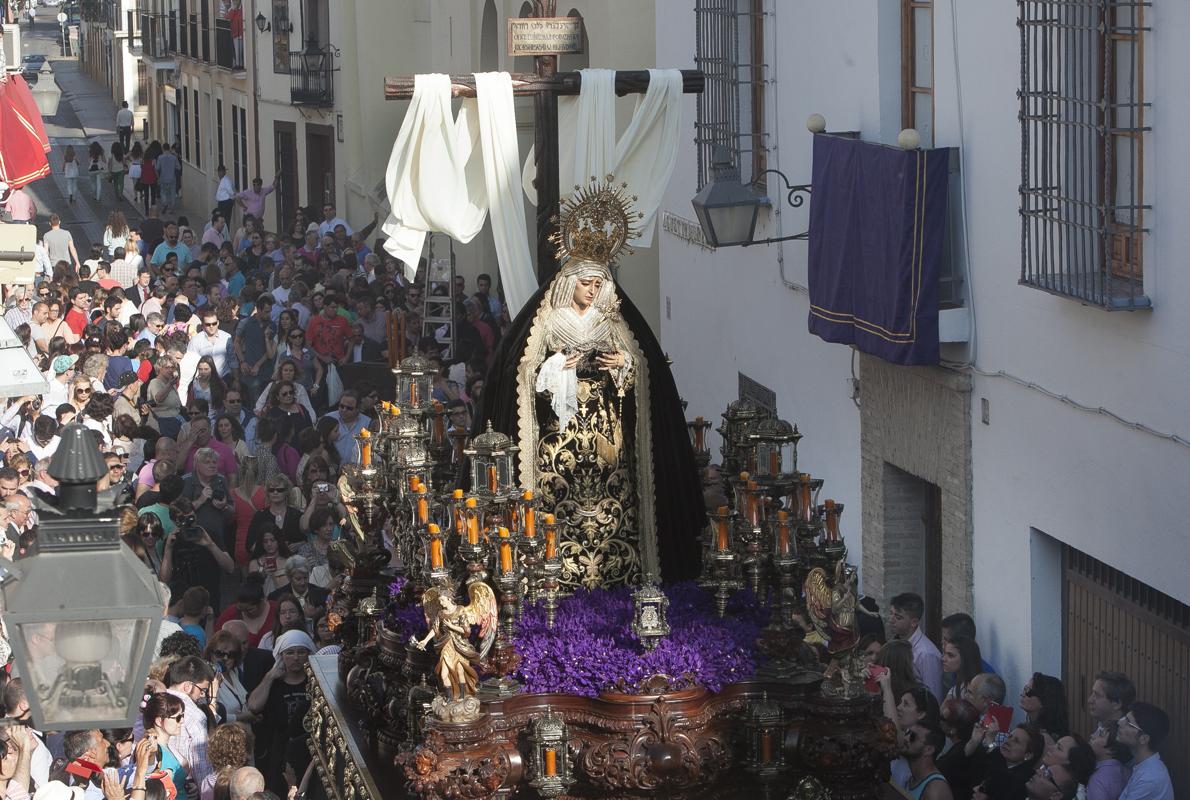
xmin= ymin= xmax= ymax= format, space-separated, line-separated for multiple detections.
xmin=309 ymin=654 xmax=897 ymax=800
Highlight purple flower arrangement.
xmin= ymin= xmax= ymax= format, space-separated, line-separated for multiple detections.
xmin=383 ymin=578 xmax=769 ymax=698
xmin=513 ymin=582 xmax=768 ymax=697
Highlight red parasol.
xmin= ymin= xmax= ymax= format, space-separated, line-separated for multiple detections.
xmin=0 ymin=73 xmax=51 ymax=189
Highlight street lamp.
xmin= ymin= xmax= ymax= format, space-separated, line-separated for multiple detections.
xmin=254 ymin=11 xmax=270 ymax=33
xmin=30 ymin=63 xmax=62 ymax=117
xmin=301 ymin=37 xmax=325 ymax=75
xmin=691 ymin=147 xmax=763 ymax=248
xmin=0 ymin=425 xmax=163 ymax=731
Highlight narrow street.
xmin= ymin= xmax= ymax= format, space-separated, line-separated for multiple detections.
xmin=17 ymin=20 xmax=144 ymax=254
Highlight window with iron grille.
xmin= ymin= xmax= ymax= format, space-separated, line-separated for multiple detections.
xmin=236 ymin=105 xmax=248 ymax=189
xmin=1019 ymin=0 xmax=1151 ymax=310
xmin=193 ymin=88 xmax=201 ymax=170
xmin=902 ymin=0 xmax=934 ymax=148
xmin=216 ymin=97 xmax=224 ymax=170
xmin=694 ymin=0 xmax=767 ymax=190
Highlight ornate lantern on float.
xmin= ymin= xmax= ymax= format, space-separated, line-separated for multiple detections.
xmin=631 ymin=579 xmax=671 ymax=651
xmin=744 ymin=693 xmax=785 ymax=778
xmin=686 ymin=415 xmax=713 ymax=468
xmin=718 ymin=398 xmax=771 ymax=478
xmin=465 ymin=422 xmax=518 ymax=502
xmin=750 ymin=417 xmax=801 ymax=490
xmin=394 ymin=354 xmax=434 ymax=412
xmin=528 ymin=711 xmax=574 ymax=797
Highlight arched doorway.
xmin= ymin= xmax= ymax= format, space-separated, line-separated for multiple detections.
xmin=479 ymin=0 xmax=498 ymax=72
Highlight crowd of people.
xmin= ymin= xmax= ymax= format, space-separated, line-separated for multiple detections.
xmin=0 ymin=189 xmax=514 ymax=800
xmin=0 ymin=168 xmax=1175 ymax=800
xmin=854 ymin=593 xmax=1175 ymax=800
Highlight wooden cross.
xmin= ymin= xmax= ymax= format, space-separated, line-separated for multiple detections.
xmin=384 ymin=0 xmax=703 ymax=286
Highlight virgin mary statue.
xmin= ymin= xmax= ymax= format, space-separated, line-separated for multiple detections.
xmin=478 ymin=179 xmax=703 ymax=590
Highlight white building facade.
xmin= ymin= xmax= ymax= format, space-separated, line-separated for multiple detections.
xmin=655 ymin=0 xmax=1188 ymax=781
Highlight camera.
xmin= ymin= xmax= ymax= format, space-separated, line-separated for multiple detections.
xmin=210 ymin=476 xmax=227 ymax=503
xmin=178 ymin=513 xmax=202 ymax=544
xmin=315 ymin=482 xmax=330 ymax=494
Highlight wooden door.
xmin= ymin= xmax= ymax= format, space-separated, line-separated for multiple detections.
xmin=1063 ymin=546 xmax=1189 ymax=798
xmin=274 ymin=121 xmax=298 ymax=234
xmin=304 ymin=123 xmax=334 ymax=210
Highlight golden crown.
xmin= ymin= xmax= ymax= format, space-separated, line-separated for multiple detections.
xmin=550 ymin=175 xmax=645 ymax=267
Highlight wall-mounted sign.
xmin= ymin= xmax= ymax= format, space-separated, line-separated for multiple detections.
xmin=662 ymin=211 xmax=713 ymax=251
xmin=162 ymin=84 xmax=176 ymax=104
xmin=506 ymin=17 xmax=584 ymax=57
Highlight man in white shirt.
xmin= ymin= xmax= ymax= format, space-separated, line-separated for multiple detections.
xmin=317 ymin=203 xmax=353 ymax=237
xmin=115 ymin=101 xmax=134 ymax=150
xmin=214 ymin=164 xmax=237 ymax=224
xmin=323 ymin=389 xmax=371 ymax=465
xmin=3 ymin=677 xmax=54 ymax=788
xmin=187 ymin=308 xmax=233 ymax=376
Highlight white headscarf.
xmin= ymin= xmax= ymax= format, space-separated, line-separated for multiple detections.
xmin=271 ymin=629 xmax=316 ymax=662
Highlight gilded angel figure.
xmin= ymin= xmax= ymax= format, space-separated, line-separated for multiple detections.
xmin=412 ymin=582 xmax=497 ymax=701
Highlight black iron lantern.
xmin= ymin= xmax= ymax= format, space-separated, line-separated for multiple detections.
xmin=1 ymin=425 xmax=164 ymax=730
xmin=692 ymin=148 xmax=763 ymax=248
xmin=253 ymin=11 xmax=269 ymax=32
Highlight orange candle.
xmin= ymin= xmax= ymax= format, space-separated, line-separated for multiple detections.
xmin=409 ymin=381 xmax=418 ymax=406
xmin=358 ymin=428 xmax=372 ymax=467
xmin=694 ymin=416 xmax=705 ymax=451
xmin=544 ymin=513 xmax=557 ymax=560
xmin=825 ymin=499 xmax=838 ymax=541
xmin=432 ymin=401 xmax=445 ymax=443
xmin=409 ymin=474 xmax=420 ymax=492
xmin=768 ymin=448 xmax=778 ymax=475
xmin=777 ymin=510 xmax=790 ymax=554
xmin=416 ymin=486 xmax=428 ymax=524
xmin=747 ymin=481 xmax=759 ymax=526
xmin=760 ymin=730 xmax=773 ymax=763
xmin=429 ymin=525 xmax=443 ymax=568
xmin=544 ymin=747 xmax=557 ymax=777
xmin=498 ymin=527 xmax=512 ymax=573
xmin=488 ymin=464 xmax=498 ymax=493
xmin=465 ymin=498 xmax=479 ymax=545
xmin=715 ymin=505 xmax=729 ymax=551
xmin=800 ymin=475 xmax=812 ymax=523
xmin=523 ymin=491 xmax=535 ymax=538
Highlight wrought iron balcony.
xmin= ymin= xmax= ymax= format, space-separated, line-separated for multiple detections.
xmin=137 ymin=11 xmax=171 ymax=60
xmin=289 ymin=44 xmax=336 ymax=107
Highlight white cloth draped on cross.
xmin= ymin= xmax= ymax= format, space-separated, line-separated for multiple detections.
xmin=381 ymin=72 xmax=537 ymax=316
xmin=522 ymin=68 xmax=685 ymax=247
xmin=381 ymin=68 xmax=684 ymax=317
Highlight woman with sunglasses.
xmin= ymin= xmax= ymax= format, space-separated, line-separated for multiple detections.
xmin=147 ymin=355 xmax=185 ymax=437
xmin=140 ymin=691 xmax=189 ymax=800
xmin=70 ymin=375 xmax=95 ymax=413
xmin=254 ymin=360 xmax=316 ymax=423
xmin=1020 ymin=673 xmax=1070 ymax=743
xmin=203 ymin=632 xmax=257 ymax=725
xmin=248 ymin=526 xmax=293 ymax=595
xmin=247 ymin=475 xmax=304 ymax=553
xmin=273 ymin=329 xmax=322 ymax=394
xmin=263 ymin=381 xmax=312 ymax=450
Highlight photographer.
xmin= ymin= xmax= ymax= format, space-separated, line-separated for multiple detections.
xmin=158 ymin=496 xmax=235 ymax=611
xmin=181 ymin=447 xmax=233 ymax=562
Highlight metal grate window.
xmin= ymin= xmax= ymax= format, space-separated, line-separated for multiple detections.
xmin=1019 ymin=0 xmax=1152 ymax=310
xmin=694 ymin=0 xmax=767 ymax=189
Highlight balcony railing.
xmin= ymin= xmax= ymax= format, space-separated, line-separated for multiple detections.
xmin=214 ymin=19 xmax=242 ymax=70
xmin=138 ymin=11 xmax=170 ymax=59
xmin=289 ymin=45 xmax=336 ymax=106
